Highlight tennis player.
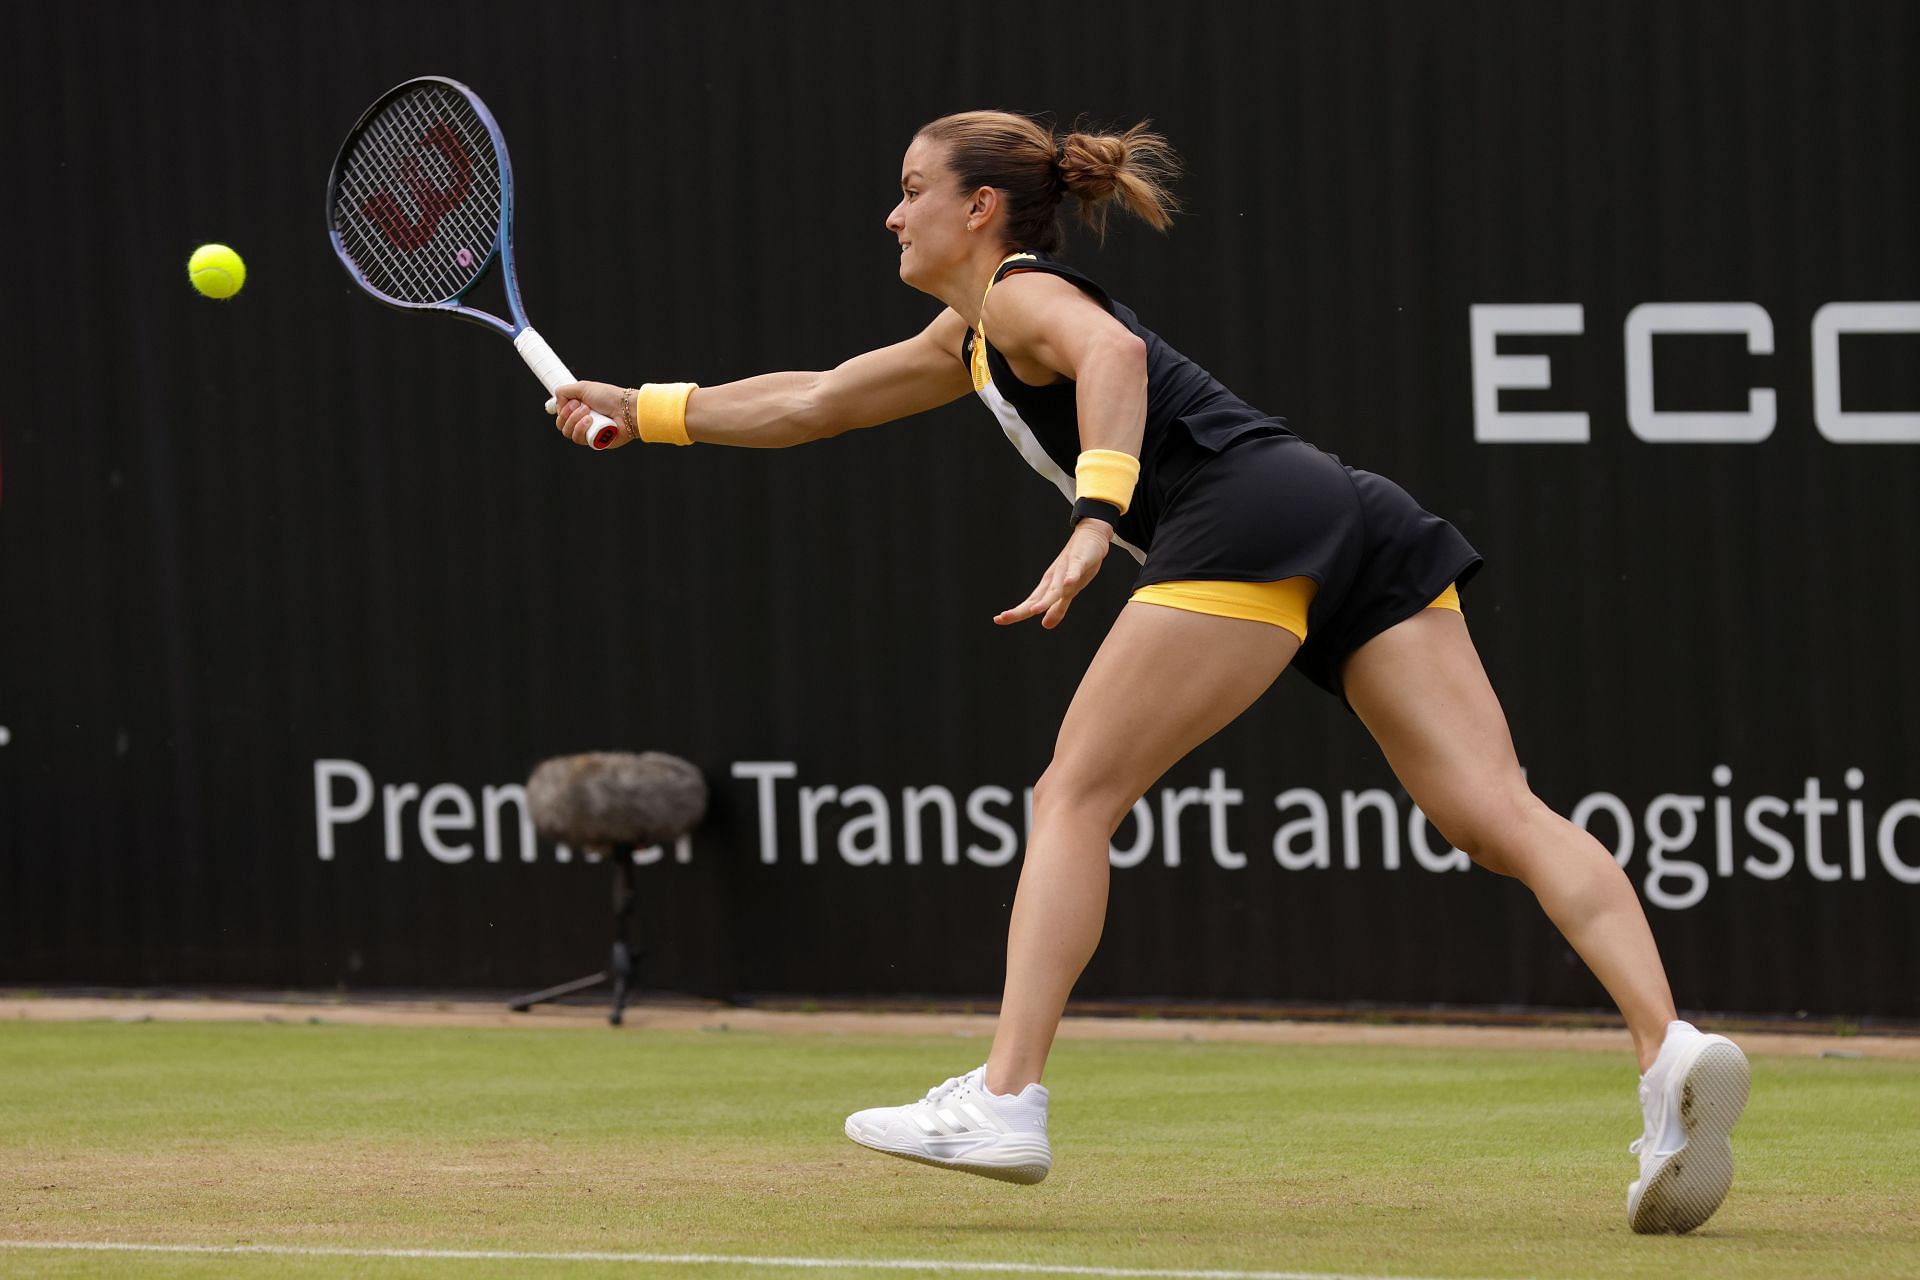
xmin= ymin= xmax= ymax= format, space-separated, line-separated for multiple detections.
xmin=549 ymin=111 xmax=1749 ymax=1234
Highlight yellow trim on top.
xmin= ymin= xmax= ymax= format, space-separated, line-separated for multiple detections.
xmin=970 ymin=252 xmax=1039 ymax=392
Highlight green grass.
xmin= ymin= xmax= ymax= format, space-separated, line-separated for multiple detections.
xmin=1 ymin=1021 xmax=1916 ymax=1279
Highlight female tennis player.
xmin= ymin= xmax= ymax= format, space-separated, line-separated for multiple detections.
xmin=549 ymin=111 xmax=1749 ymax=1234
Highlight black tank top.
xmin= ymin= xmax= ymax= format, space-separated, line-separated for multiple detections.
xmin=960 ymin=253 xmax=1294 ymax=561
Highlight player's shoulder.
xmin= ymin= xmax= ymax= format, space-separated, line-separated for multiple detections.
xmin=984 ymin=267 xmax=1112 ymax=336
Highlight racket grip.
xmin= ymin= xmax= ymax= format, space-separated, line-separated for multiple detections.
xmin=515 ymin=326 xmax=623 ymax=450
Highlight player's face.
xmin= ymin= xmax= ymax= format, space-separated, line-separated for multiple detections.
xmin=886 ymin=137 xmax=968 ymax=288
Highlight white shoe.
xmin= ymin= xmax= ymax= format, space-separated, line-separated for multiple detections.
xmin=844 ymin=1065 xmax=1052 ymax=1184
xmin=1627 ymin=1020 xmax=1751 ymax=1234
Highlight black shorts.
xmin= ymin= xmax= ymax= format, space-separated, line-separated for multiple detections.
xmin=1130 ymin=434 xmax=1484 ymax=701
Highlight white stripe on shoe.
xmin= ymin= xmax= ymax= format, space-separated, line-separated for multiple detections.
xmin=845 ymin=1066 xmax=1053 ymax=1185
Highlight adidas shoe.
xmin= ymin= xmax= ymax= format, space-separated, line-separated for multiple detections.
xmin=844 ymin=1065 xmax=1052 ymax=1184
xmin=1627 ymin=1020 xmax=1751 ymax=1234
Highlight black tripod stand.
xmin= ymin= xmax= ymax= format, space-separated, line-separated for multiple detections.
xmin=509 ymin=853 xmax=646 ymax=1026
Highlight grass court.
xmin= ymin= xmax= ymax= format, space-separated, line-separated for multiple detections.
xmin=2 ymin=1018 xmax=1916 ymax=1279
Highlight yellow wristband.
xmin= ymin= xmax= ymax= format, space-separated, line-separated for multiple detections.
xmin=1074 ymin=448 xmax=1140 ymax=515
xmin=635 ymin=382 xmax=699 ymax=445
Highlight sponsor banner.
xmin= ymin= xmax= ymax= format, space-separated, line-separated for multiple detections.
xmin=3 ymin=0 xmax=1916 ymax=1015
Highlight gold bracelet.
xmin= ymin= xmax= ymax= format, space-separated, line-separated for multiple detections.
xmin=620 ymin=387 xmax=638 ymax=440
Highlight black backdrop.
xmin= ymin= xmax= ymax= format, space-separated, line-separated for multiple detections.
xmin=3 ymin=0 xmax=1915 ymax=1016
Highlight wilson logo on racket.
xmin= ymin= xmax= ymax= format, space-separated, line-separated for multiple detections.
xmin=359 ymin=120 xmax=474 ymax=253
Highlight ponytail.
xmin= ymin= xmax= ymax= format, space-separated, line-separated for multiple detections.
xmin=1056 ymin=121 xmax=1182 ymax=245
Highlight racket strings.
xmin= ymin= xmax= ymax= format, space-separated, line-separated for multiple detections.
xmin=332 ymin=84 xmax=503 ymax=305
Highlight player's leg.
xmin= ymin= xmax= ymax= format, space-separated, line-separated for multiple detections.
xmin=983 ymin=600 xmax=1301 ymax=1095
xmin=1340 ymin=605 xmax=1749 ymax=1233
xmin=843 ymin=599 xmax=1299 ymax=1181
xmin=1338 ymin=607 xmax=1678 ymax=1067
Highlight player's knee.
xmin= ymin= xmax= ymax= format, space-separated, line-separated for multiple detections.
xmin=1032 ymin=760 xmax=1136 ymax=836
xmin=1444 ymin=789 xmax=1551 ymax=878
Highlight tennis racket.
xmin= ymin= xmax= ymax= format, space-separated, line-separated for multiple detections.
xmin=326 ymin=75 xmax=622 ymax=450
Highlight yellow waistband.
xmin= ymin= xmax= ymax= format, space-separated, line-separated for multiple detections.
xmin=1130 ymin=578 xmax=1318 ymax=640
xmin=1128 ymin=579 xmax=1462 ymax=642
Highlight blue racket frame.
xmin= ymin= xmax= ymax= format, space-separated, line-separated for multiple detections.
xmin=325 ymin=75 xmax=528 ymax=340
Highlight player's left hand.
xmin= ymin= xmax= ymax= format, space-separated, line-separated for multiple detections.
xmin=995 ymin=519 xmax=1113 ymax=629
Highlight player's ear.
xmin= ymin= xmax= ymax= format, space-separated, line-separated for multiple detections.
xmin=966 ymin=186 xmax=999 ymax=232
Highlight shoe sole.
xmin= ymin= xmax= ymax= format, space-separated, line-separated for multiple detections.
xmin=844 ymin=1122 xmax=1051 ymax=1185
xmin=1630 ymin=1039 xmax=1750 ymax=1235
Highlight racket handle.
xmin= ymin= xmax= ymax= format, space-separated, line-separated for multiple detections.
xmin=515 ymin=326 xmax=622 ymax=450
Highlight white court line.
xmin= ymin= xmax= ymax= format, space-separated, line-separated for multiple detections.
xmin=0 ymin=1241 xmax=1505 ymax=1280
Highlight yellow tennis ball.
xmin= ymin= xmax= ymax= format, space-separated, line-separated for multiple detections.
xmin=188 ymin=243 xmax=246 ymax=300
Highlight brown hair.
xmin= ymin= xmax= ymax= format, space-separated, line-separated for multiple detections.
xmin=914 ymin=110 xmax=1183 ymax=253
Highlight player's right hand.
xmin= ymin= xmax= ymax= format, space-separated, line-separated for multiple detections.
xmin=994 ymin=518 xmax=1113 ymax=630
xmin=547 ymin=380 xmax=631 ymax=447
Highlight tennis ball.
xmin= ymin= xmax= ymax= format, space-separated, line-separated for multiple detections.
xmin=188 ymin=243 xmax=246 ymax=300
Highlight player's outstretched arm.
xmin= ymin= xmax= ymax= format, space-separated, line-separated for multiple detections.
xmin=549 ymin=310 xmax=973 ymax=448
